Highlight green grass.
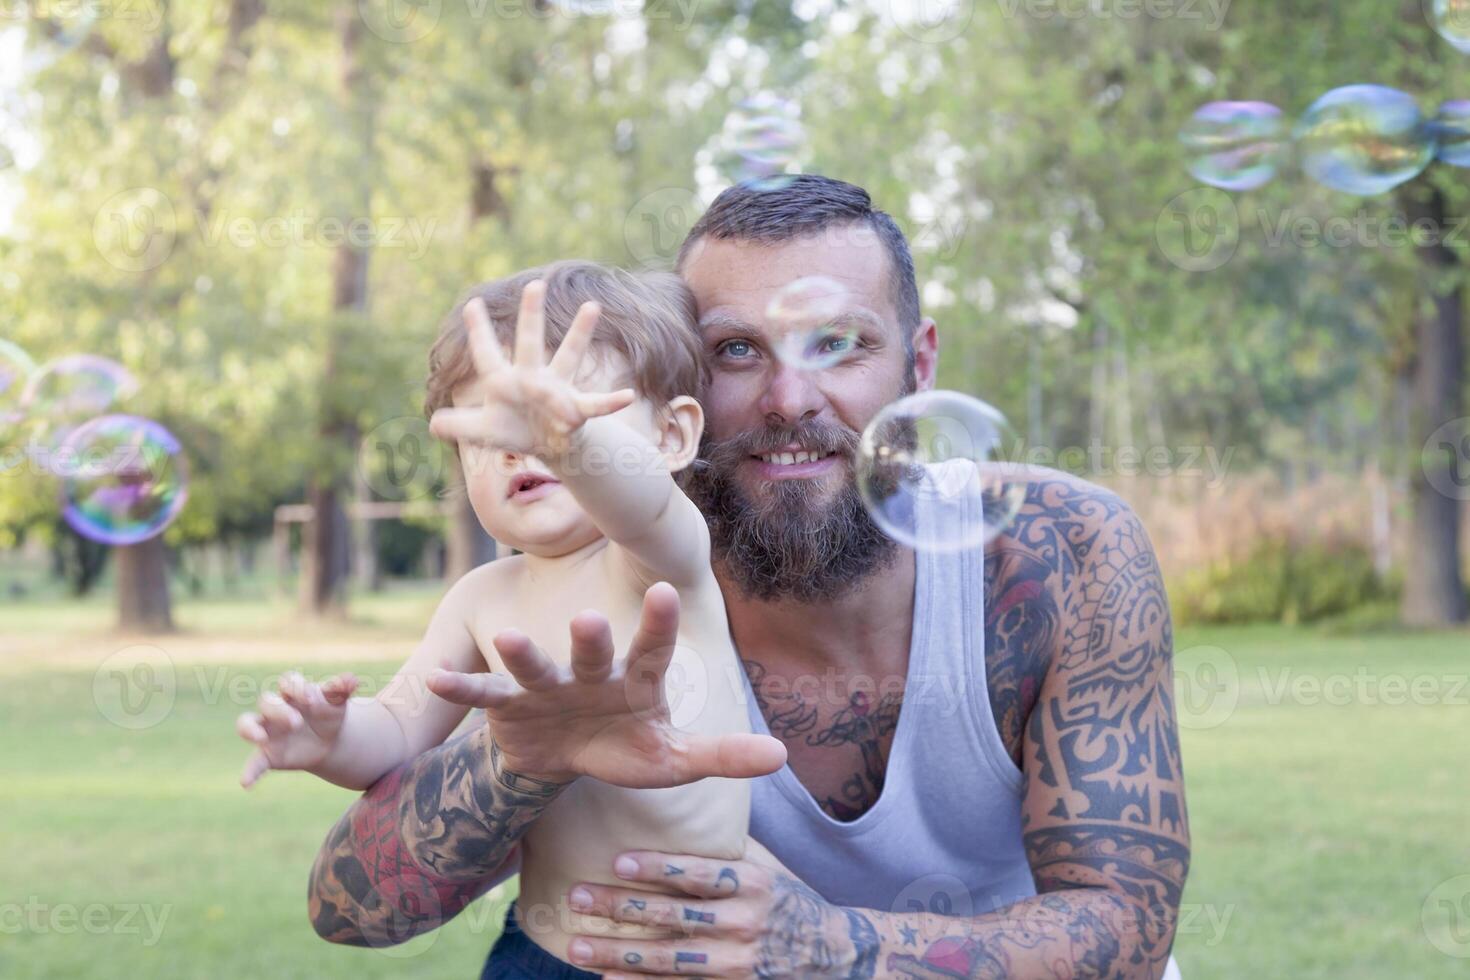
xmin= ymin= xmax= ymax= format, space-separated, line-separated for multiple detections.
xmin=2 ymin=597 xmax=1467 ymax=978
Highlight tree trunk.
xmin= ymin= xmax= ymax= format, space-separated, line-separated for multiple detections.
xmin=444 ymin=455 xmax=498 ymax=583
xmin=1400 ymin=185 xmax=1468 ymax=626
xmin=299 ymin=484 xmax=352 ymax=616
xmin=116 ymin=535 xmax=174 ymax=632
xmin=353 ymin=465 xmax=382 ymax=592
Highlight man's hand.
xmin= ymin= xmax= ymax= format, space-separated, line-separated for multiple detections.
xmin=427 ymin=280 xmax=636 ymax=458
xmin=427 ymin=581 xmax=788 ymax=787
xmin=561 ymin=840 xmax=863 ymax=979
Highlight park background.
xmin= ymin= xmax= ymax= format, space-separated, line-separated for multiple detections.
xmin=1 ymin=0 xmax=1468 ymax=977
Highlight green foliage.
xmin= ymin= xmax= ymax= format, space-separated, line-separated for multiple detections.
xmin=1173 ymin=539 xmax=1392 ymax=625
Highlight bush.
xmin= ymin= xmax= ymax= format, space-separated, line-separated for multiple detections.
xmin=1172 ymin=539 xmax=1392 ymax=626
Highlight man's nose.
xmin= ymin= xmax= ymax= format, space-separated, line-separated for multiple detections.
xmin=758 ymin=361 xmax=825 ymax=426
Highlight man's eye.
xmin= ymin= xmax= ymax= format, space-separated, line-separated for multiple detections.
xmin=719 ymin=340 xmax=753 ymax=358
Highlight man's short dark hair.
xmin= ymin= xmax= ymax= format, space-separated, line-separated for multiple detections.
xmin=676 ymin=174 xmax=921 ymax=337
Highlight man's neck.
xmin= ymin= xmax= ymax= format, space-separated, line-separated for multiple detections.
xmin=716 ymin=548 xmax=917 ymax=671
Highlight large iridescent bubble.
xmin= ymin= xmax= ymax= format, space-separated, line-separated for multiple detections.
xmin=764 ymin=276 xmax=860 ymax=371
xmin=0 ymin=338 xmax=36 ymax=436
xmin=1429 ymin=0 xmax=1470 ymax=53
xmin=856 ymin=391 xmax=1026 ymax=553
xmin=1180 ymin=101 xmax=1287 ymax=191
xmin=1432 ymin=100 xmax=1470 ymax=167
xmin=1295 ymin=85 xmax=1436 ymax=195
xmin=59 ymin=415 xmax=188 ymax=546
xmin=716 ymin=93 xmax=804 ymax=189
xmin=21 ymin=354 xmax=138 ymax=458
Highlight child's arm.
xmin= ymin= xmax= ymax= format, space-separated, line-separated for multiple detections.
xmin=428 ymin=282 xmax=709 ymax=588
xmin=238 ymin=569 xmax=487 ymax=791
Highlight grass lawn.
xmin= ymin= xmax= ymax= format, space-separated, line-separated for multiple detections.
xmin=1 ymin=587 xmax=1466 ymax=978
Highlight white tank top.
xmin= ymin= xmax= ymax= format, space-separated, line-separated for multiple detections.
xmin=735 ymin=474 xmax=1037 ymax=918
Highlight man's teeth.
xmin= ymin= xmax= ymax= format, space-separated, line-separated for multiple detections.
xmin=760 ymin=451 xmax=830 ymax=465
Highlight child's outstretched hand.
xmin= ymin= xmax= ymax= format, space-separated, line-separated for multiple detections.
xmin=428 ymin=280 xmax=637 ymax=458
xmin=237 ymin=671 xmax=358 ymax=788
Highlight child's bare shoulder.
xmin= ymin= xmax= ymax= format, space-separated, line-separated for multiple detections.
xmin=436 ymin=553 xmax=526 ymax=619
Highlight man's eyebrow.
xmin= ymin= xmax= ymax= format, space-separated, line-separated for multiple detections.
xmin=699 ymin=307 xmax=886 ymax=334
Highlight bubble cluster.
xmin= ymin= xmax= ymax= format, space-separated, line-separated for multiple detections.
xmin=1430 ymin=0 xmax=1470 ymax=53
xmin=764 ymin=276 xmax=860 ymax=371
xmin=1180 ymin=101 xmax=1287 ymax=191
xmin=22 ymin=354 xmax=138 ymax=454
xmin=716 ymin=94 xmax=804 ymax=189
xmin=59 ymin=415 xmax=189 ymax=547
xmin=1432 ymin=100 xmax=1470 ymax=167
xmin=1295 ymin=85 xmax=1436 ymax=195
xmin=857 ymin=391 xmax=1026 ymax=554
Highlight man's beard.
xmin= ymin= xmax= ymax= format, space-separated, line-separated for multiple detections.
xmin=685 ymin=417 xmax=899 ymax=604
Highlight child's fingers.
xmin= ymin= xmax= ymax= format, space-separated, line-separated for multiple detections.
xmin=548 ymin=301 xmax=602 ymax=379
xmin=429 ymin=406 xmax=493 ymax=444
xmin=258 ymin=692 xmax=303 ymax=734
xmin=236 ymin=712 xmax=268 ymax=744
xmin=464 ymin=297 xmax=509 ymax=379
xmin=427 ymin=668 xmax=517 ymax=709
xmin=320 ymin=673 xmax=358 ymax=705
xmin=574 ymin=388 xmax=636 ymax=420
xmin=493 ymin=630 xmax=562 ymax=691
xmin=514 ymin=280 xmax=548 ymax=368
xmin=277 ymin=671 xmax=317 ymax=713
xmin=240 ymin=749 xmax=271 ymax=789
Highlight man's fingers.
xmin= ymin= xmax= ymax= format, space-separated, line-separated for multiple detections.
xmin=568 ymin=609 xmax=616 ymax=683
xmin=606 ymin=851 xmax=760 ymax=901
xmin=515 ymin=279 xmax=548 ymax=368
xmin=429 ymin=406 xmax=493 ymax=444
xmin=240 ymin=750 xmax=271 ymax=789
xmin=463 ymin=296 xmax=509 ymax=378
xmin=548 ymin=300 xmax=602 ymax=379
xmin=565 ymin=934 xmax=734 ymax=976
xmin=427 ymin=669 xmax=517 ymax=709
xmin=674 ymin=732 xmax=787 ymax=782
xmin=493 ymin=629 xmax=562 ymax=691
xmin=574 ymin=388 xmax=637 ymax=420
xmin=567 ymin=884 xmax=723 ymax=937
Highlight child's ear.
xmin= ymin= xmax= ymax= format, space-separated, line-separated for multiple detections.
xmin=658 ymin=396 xmax=704 ymax=472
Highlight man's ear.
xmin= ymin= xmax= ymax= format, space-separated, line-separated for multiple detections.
xmin=912 ymin=317 xmax=939 ymax=393
xmin=658 ymin=395 xmax=705 ymax=472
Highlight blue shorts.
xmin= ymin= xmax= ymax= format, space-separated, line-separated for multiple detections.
xmin=481 ymin=901 xmax=602 ymax=979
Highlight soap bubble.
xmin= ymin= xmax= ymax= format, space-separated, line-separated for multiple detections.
xmin=716 ymin=94 xmax=804 ymax=189
xmin=1180 ymin=101 xmax=1286 ymax=191
xmin=765 ymin=276 xmax=860 ymax=371
xmin=1295 ymin=85 xmax=1436 ymax=195
xmin=21 ymin=354 xmax=138 ymax=457
xmin=857 ymin=391 xmax=1026 ymax=553
xmin=59 ymin=415 xmax=188 ymax=546
xmin=1431 ymin=100 xmax=1470 ymax=167
xmin=1428 ymin=0 xmax=1470 ymax=53
xmin=0 ymin=339 xmax=36 ymax=435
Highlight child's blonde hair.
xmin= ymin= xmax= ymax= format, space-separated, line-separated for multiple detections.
xmin=425 ymin=260 xmax=705 ymax=421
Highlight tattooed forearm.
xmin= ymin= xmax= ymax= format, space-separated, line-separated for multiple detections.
xmin=307 ymin=724 xmax=569 ymax=946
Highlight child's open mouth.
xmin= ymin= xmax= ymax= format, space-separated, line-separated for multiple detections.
xmin=507 ymin=472 xmax=562 ymax=502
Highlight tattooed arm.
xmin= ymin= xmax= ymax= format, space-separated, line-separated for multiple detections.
xmin=564 ymin=478 xmax=1190 ymax=979
xmin=308 ymin=722 xmax=566 ymax=946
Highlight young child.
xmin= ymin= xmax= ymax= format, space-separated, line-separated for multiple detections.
xmin=236 ymin=261 xmax=773 ymax=972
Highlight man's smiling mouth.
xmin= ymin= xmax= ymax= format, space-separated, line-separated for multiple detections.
xmin=755 ymin=450 xmax=836 ymax=466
